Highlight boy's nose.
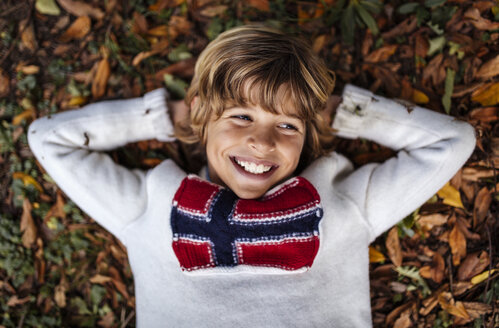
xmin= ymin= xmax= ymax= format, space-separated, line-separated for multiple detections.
xmin=248 ymin=127 xmax=276 ymax=154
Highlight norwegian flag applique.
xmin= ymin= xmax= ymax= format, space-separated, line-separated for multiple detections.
xmin=170 ymin=175 xmax=323 ymax=274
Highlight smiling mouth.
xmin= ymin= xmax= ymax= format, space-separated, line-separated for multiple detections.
xmin=232 ymin=157 xmax=276 ymax=175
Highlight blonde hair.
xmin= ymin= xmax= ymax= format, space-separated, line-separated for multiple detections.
xmin=177 ymin=25 xmax=335 ymax=170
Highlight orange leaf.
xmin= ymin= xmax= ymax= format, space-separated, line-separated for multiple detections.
xmin=313 ymin=35 xmax=327 ymax=54
xmin=369 ymin=246 xmax=386 ymax=263
xmin=16 ymin=64 xmax=40 ymax=75
xmin=59 ymin=16 xmax=91 ymax=42
xmin=147 ymin=25 xmax=169 ymax=37
xmin=20 ymin=19 xmax=37 ymax=51
xmin=0 ymin=68 xmax=9 ymax=97
xmin=364 ymin=44 xmax=398 ymax=63
xmin=386 ymin=226 xmax=402 ymax=267
xmin=20 ymin=198 xmax=37 ymax=248
xmin=247 ymin=0 xmax=270 ymax=12
xmin=412 ymin=89 xmax=429 ymax=104
xmin=449 ymin=220 xmax=466 ymax=266
xmin=438 ymin=292 xmax=470 ymax=319
xmin=12 ymin=108 xmax=36 ymax=125
xmin=471 ymin=81 xmax=499 ymax=106
xmin=90 ymin=274 xmax=112 ymax=284
xmin=57 ymin=0 xmax=104 ymax=19
xmin=91 ymin=58 xmax=110 ymax=99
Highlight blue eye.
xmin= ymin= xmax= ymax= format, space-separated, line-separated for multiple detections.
xmin=232 ymin=115 xmax=251 ymax=121
xmin=279 ymin=123 xmax=298 ymax=131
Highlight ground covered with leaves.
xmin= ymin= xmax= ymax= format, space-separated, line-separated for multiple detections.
xmin=0 ymin=0 xmax=497 ymax=327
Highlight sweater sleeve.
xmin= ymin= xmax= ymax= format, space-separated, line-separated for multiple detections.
xmin=331 ymin=84 xmax=476 ymax=240
xmin=28 ymin=89 xmax=175 ymax=240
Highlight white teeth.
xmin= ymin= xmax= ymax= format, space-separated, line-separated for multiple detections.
xmin=235 ymin=158 xmax=272 ymax=174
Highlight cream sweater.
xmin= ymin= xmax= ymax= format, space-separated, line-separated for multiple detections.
xmin=28 ymin=85 xmax=475 ymax=327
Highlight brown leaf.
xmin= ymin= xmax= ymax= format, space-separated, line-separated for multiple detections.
xmin=92 ymin=58 xmax=110 ymax=99
xmin=16 ymin=64 xmax=40 ymax=75
xmin=464 ymin=8 xmax=499 ymax=30
xmin=438 ymin=292 xmax=470 ymax=320
xmin=56 ymin=0 xmax=104 ymax=19
xmin=418 ymin=213 xmax=449 ymax=231
xmin=149 ymin=0 xmax=184 ymax=11
xmin=54 ymin=284 xmax=66 ymax=308
xmin=97 ymin=311 xmax=115 ymax=328
xmin=462 ymin=166 xmax=495 ymax=181
xmin=132 ymin=12 xmax=148 ymax=35
xmin=59 ymin=16 xmax=91 ymax=42
xmin=462 ymin=302 xmax=493 ymax=318
xmin=471 ymin=81 xmax=499 ymax=106
xmin=7 ymin=295 xmax=32 ymax=307
xmin=200 ymin=5 xmax=228 ymax=17
xmin=476 ymin=54 xmax=499 ymax=79
xmin=364 ymin=44 xmax=398 ymax=63
xmin=422 ymin=53 xmax=445 ymax=88
xmin=386 ymin=226 xmax=402 ymax=267
xmin=449 ymin=219 xmax=466 ymax=266
xmin=393 ymin=309 xmax=412 ymax=328
xmin=168 ymin=15 xmax=192 ymax=38
xmin=20 ymin=198 xmax=37 ymax=248
xmin=382 ymin=17 xmax=418 ymax=39
xmin=420 ymin=252 xmax=445 ymax=283
xmin=473 ymin=187 xmax=492 ymax=227
xmin=414 ymin=34 xmax=429 ymax=59
xmin=457 ymin=251 xmax=490 ymax=281
xmin=154 ymin=57 xmax=196 ymax=81
xmin=20 ymin=19 xmax=37 ymax=51
xmin=312 ymin=35 xmax=327 ymax=54
xmin=469 ymin=107 xmax=499 ymax=123
xmin=90 ymin=274 xmax=112 ymax=284
xmin=0 ymin=68 xmax=10 ymax=97
xmin=247 ymin=0 xmax=270 ymax=12
xmin=44 ymin=192 xmax=66 ymax=222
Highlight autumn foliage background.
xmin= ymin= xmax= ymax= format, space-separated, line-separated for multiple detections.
xmin=0 ymin=0 xmax=498 ymax=327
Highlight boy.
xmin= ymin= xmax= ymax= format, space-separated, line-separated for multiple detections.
xmin=28 ymin=25 xmax=475 ymax=327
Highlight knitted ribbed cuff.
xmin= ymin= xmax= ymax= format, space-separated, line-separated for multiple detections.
xmin=143 ymin=88 xmax=175 ymax=142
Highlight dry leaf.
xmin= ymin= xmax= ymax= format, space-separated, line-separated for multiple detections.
xmin=36 ymin=0 xmax=61 ymax=15
xmin=90 ymin=274 xmax=112 ymax=284
xmin=471 ymin=269 xmax=497 ymax=285
xmin=476 ymin=54 xmax=499 ymax=79
xmin=412 ymin=89 xmax=429 ymax=104
xmin=471 ymin=81 xmax=499 ymax=106
xmin=420 ymin=252 xmax=445 ymax=283
xmin=0 ymin=68 xmax=10 ymax=97
xmin=56 ymin=0 xmax=104 ymax=19
xmin=386 ymin=227 xmax=402 ymax=267
xmin=364 ymin=45 xmax=398 ymax=63
xmin=20 ymin=19 xmax=37 ymax=51
xmin=449 ymin=220 xmax=466 ymax=266
xmin=393 ymin=309 xmax=412 ymax=328
xmin=149 ymin=0 xmax=184 ymax=11
xmin=20 ymin=198 xmax=37 ymax=248
xmin=247 ymin=0 xmax=270 ymax=12
xmin=437 ymin=182 xmax=464 ymax=208
xmin=59 ymin=16 xmax=91 ymax=42
xmin=458 ymin=251 xmax=490 ymax=281
xmin=132 ymin=12 xmax=148 ymax=35
xmin=97 ymin=311 xmax=115 ymax=328
xmin=469 ymin=107 xmax=499 ymax=123
xmin=147 ymin=25 xmax=169 ymax=37
xmin=369 ymin=246 xmax=386 ymax=263
xmin=44 ymin=192 xmax=66 ymax=222
xmin=92 ymin=58 xmax=110 ymax=98
xmin=12 ymin=108 xmax=36 ymax=125
xmin=464 ymin=8 xmax=499 ymax=30
xmin=313 ymin=35 xmax=327 ymax=54
xmin=16 ymin=64 xmax=40 ymax=75
xmin=438 ymin=292 xmax=470 ymax=319
xmin=12 ymin=172 xmax=43 ymax=192
xmin=168 ymin=15 xmax=192 ymax=37
xmin=54 ymin=284 xmax=66 ymax=307
xmin=473 ymin=187 xmax=491 ymax=227
xmin=462 ymin=166 xmax=495 ymax=181
xmin=417 ymin=213 xmax=449 ymax=231
xmin=462 ymin=302 xmax=493 ymax=318
xmin=7 ymin=295 xmax=32 ymax=307
xmin=68 ymin=96 xmax=88 ymax=106
xmin=200 ymin=5 xmax=228 ymax=17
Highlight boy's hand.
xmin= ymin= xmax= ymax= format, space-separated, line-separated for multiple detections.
xmin=321 ymin=95 xmax=342 ymax=126
xmin=168 ymin=100 xmax=190 ymax=126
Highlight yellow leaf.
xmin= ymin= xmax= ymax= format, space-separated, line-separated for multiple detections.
xmin=438 ymin=292 xmax=470 ymax=320
xmin=147 ymin=25 xmax=169 ymax=37
xmin=471 ymin=82 xmax=499 ymax=106
xmin=471 ymin=269 xmax=497 ymax=285
xmin=12 ymin=172 xmax=43 ymax=192
xmin=68 ymin=96 xmax=87 ymax=106
xmin=12 ymin=108 xmax=36 ymax=125
xmin=437 ymin=182 xmax=464 ymax=208
xmin=412 ymin=89 xmax=429 ymax=104
xmin=35 ymin=0 xmax=61 ymax=15
xmin=369 ymin=246 xmax=386 ymax=263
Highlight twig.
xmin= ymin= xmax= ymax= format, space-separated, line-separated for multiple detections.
xmin=120 ymin=310 xmax=135 ymax=328
xmin=482 ymin=224 xmax=493 ymax=303
xmin=447 ymin=254 xmax=453 ymax=294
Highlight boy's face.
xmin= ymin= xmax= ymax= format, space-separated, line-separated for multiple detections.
xmin=205 ymin=100 xmax=306 ymax=199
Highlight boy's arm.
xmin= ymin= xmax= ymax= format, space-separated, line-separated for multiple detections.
xmin=331 ymin=85 xmax=475 ymax=240
xmin=28 ymin=89 xmax=175 ymax=240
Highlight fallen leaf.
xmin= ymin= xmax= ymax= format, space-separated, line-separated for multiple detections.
xmin=386 ymin=227 xmax=402 ymax=267
xmin=364 ymin=44 xmax=398 ymax=63
xmin=462 ymin=166 xmax=495 ymax=181
xmin=12 ymin=108 xmax=36 ymax=125
xmin=54 ymin=283 xmax=66 ymax=307
xmin=471 ymin=269 xmax=496 ymax=285
xmin=462 ymin=302 xmax=493 ymax=318
xmin=200 ymin=5 xmax=228 ymax=17
xmin=420 ymin=252 xmax=445 ymax=283
xmin=458 ymin=250 xmax=490 ymax=281
xmin=147 ymin=25 xmax=169 ymax=37
xmin=0 ymin=68 xmax=10 ymax=97
xmin=417 ymin=213 xmax=449 ymax=231
xmin=149 ymin=0 xmax=184 ymax=11
xmin=90 ymin=274 xmax=112 ymax=284
xmin=247 ymin=0 xmax=270 ymax=12
xmin=36 ymin=0 xmax=61 ymax=15
xmin=369 ymin=246 xmax=386 ymax=263
xmin=438 ymin=292 xmax=470 ymax=319
xmin=7 ymin=295 xmax=32 ymax=307
xmin=59 ymin=16 xmax=91 ymax=42
xmin=473 ymin=187 xmax=492 ymax=227
xmin=449 ymin=220 xmax=466 ymax=266
xmin=56 ymin=0 xmax=105 ymax=19
xmin=20 ymin=198 xmax=37 ymax=248
xmin=393 ymin=309 xmax=412 ymax=328
xmin=68 ymin=96 xmax=88 ymax=106
xmin=469 ymin=107 xmax=499 ymax=123
xmin=44 ymin=192 xmax=67 ymax=222
xmin=92 ymin=58 xmax=110 ymax=98
xmin=12 ymin=172 xmax=43 ymax=192
xmin=16 ymin=64 xmax=40 ymax=75
xmin=464 ymin=7 xmax=499 ymax=30
xmin=471 ymin=82 xmax=499 ymax=106
xmin=412 ymin=89 xmax=429 ymax=104
xmin=313 ymin=35 xmax=327 ymax=54
xmin=476 ymin=54 xmax=499 ymax=79
xmin=437 ymin=182 xmax=464 ymax=208
xmin=97 ymin=311 xmax=115 ymax=328
xmin=20 ymin=19 xmax=38 ymax=52
xmin=154 ymin=57 xmax=196 ymax=81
